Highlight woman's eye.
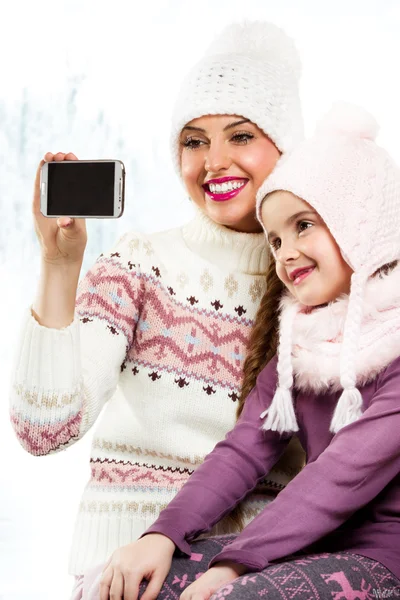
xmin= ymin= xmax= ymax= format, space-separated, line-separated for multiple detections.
xmin=298 ymin=221 xmax=313 ymax=233
xmin=231 ymin=132 xmax=254 ymax=144
xmin=181 ymin=137 xmax=205 ymax=150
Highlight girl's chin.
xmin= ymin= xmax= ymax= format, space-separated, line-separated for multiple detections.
xmin=294 ymin=292 xmax=334 ymax=307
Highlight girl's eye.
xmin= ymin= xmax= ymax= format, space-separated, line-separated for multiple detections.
xmin=231 ymin=132 xmax=254 ymax=144
xmin=269 ymin=238 xmax=281 ymax=251
xmin=298 ymin=221 xmax=313 ymax=233
xmin=181 ymin=137 xmax=205 ymax=150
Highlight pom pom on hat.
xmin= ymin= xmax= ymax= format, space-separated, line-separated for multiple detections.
xmin=316 ymin=101 xmax=379 ymax=141
xmin=205 ymin=21 xmax=302 ymax=81
xmin=170 ymin=20 xmax=304 ymax=177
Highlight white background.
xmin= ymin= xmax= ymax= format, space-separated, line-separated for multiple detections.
xmin=0 ymin=0 xmax=399 ymax=598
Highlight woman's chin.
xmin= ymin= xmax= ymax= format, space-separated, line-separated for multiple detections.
xmin=204 ymin=204 xmax=260 ymax=232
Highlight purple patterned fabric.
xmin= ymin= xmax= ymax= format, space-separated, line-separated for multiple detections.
xmin=137 ymin=536 xmax=400 ymax=600
xmin=146 ymin=355 xmax=400 ymax=579
xmin=70 ymin=536 xmax=400 ymax=599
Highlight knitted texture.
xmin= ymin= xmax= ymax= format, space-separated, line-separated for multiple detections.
xmin=256 ymin=102 xmax=400 ymax=433
xmin=257 ymin=103 xmax=400 ymax=274
xmin=171 ymin=21 xmax=304 ymax=175
xmin=279 ymin=263 xmax=400 ymax=389
xmin=9 ymin=210 xmax=302 ymax=576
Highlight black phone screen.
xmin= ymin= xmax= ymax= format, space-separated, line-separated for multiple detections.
xmin=47 ymin=162 xmax=116 ymax=216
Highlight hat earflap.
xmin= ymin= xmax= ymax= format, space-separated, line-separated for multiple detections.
xmin=330 ymin=271 xmax=368 ymax=433
xmin=261 ymin=300 xmax=299 ymax=433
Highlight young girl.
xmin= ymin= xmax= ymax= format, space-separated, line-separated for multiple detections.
xmin=9 ymin=20 xmax=305 ymax=594
xmin=93 ymin=103 xmax=400 ymax=599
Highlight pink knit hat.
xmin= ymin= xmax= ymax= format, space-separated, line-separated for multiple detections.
xmin=256 ymin=102 xmax=400 ymax=434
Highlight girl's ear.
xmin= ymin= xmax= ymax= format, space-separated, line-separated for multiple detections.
xmin=237 ymin=254 xmax=283 ymax=419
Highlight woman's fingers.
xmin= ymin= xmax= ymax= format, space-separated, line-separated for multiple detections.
xmin=44 ymin=151 xmax=78 ymax=162
xmin=53 ymin=151 xmax=66 ymax=161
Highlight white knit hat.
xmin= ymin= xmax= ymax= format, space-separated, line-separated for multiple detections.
xmin=256 ymin=102 xmax=400 ymax=434
xmin=170 ymin=21 xmax=304 ymax=175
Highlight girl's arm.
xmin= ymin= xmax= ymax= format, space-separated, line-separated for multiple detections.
xmin=143 ymin=357 xmax=293 ymax=555
xmin=10 ymin=234 xmax=144 ymax=455
xmin=208 ymin=356 xmax=400 ymax=571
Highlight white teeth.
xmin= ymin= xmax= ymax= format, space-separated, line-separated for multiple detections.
xmin=208 ymin=181 xmax=245 ymax=194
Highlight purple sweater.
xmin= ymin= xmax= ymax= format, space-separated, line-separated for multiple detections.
xmin=145 ymin=354 xmax=400 ymax=580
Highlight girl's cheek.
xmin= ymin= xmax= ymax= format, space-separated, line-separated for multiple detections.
xmin=275 ymin=263 xmax=287 ymax=285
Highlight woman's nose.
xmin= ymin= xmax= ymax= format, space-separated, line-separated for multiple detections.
xmin=204 ymin=140 xmax=232 ymax=173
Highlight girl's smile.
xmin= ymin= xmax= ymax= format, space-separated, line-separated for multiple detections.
xmin=289 ymin=265 xmax=315 ymax=286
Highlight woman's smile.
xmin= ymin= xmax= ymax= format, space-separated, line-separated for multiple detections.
xmin=202 ymin=177 xmax=248 ymax=202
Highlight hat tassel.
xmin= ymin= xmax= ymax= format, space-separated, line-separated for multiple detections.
xmin=261 ymin=298 xmax=299 ymax=434
xmin=261 ymin=387 xmax=299 ymax=433
xmin=330 ymin=270 xmax=367 ymax=434
xmin=330 ymin=386 xmax=363 ymax=434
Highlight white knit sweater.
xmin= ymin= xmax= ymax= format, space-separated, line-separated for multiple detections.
xmin=10 ymin=210 xmax=301 ymax=575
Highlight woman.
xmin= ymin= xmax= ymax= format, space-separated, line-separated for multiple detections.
xmin=9 ymin=20 xmax=304 ymax=592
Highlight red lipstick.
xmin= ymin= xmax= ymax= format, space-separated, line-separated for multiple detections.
xmin=202 ymin=177 xmax=248 ymax=202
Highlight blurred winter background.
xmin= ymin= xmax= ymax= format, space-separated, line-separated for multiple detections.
xmin=0 ymin=0 xmax=399 ymax=597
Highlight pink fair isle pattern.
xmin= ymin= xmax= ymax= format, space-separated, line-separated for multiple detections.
xmin=10 ymin=408 xmax=82 ymax=455
xmin=76 ymin=257 xmax=144 ymax=347
xmin=76 ymin=258 xmax=253 ymax=390
xmin=89 ymin=459 xmax=191 ymax=492
xmin=128 ymin=280 xmax=250 ymax=390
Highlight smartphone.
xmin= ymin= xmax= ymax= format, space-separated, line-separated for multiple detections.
xmin=40 ymin=159 xmax=125 ymax=218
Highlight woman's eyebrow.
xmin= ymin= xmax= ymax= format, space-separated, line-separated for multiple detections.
xmin=224 ymin=119 xmax=250 ymax=131
xmin=181 ymin=125 xmax=206 ymax=133
xmin=267 ymin=210 xmax=317 ymax=240
xmin=181 ymin=119 xmax=251 ymax=134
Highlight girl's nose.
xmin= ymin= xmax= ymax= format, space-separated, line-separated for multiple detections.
xmin=204 ymin=140 xmax=232 ymax=173
xmin=277 ymin=244 xmax=301 ymax=264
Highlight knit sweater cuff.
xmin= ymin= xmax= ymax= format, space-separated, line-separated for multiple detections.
xmin=13 ymin=307 xmax=81 ymax=391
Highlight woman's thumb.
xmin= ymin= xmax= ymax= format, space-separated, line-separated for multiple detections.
xmin=57 ymin=217 xmax=74 ymax=229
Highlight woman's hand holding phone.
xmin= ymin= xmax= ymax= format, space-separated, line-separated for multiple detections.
xmin=33 ymin=152 xmax=87 ymax=267
xmin=32 ymin=152 xmax=88 ymax=329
